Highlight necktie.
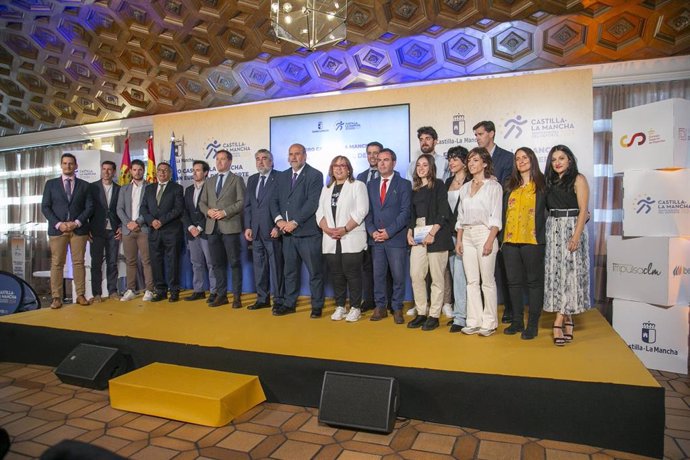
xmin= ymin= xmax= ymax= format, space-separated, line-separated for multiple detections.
xmin=291 ymin=172 xmax=297 ymax=190
xmin=380 ymin=178 xmax=388 ymax=205
xmin=64 ymin=178 xmax=72 ymax=201
xmin=216 ymin=174 xmax=224 ymax=196
xmin=156 ymin=183 xmax=166 ymax=205
xmin=257 ymin=175 xmax=266 ymax=199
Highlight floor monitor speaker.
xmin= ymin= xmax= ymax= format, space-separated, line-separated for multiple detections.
xmin=55 ymin=344 xmax=128 ymax=390
xmin=318 ymin=371 xmax=399 ymax=434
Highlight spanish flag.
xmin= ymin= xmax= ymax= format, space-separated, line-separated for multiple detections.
xmin=118 ymin=136 xmax=131 ymax=185
xmin=146 ymin=135 xmax=157 ymax=184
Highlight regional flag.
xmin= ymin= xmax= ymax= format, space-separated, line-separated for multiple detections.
xmin=146 ymin=135 xmax=157 ymax=184
xmin=119 ymin=136 xmax=131 ymax=185
xmin=169 ymin=133 xmax=179 ymax=182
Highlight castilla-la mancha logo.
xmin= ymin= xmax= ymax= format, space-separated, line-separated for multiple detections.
xmin=641 ymin=321 xmax=656 ymax=344
xmin=452 ymin=114 xmax=465 ymax=136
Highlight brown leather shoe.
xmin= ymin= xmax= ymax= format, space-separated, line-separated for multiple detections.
xmin=210 ymin=296 xmax=229 ymax=308
xmin=393 ymin=310 xmax=404 ymax=324
xmin=50 ymin=298 xmax=62 ymax=309
xmin=369 ymin=307 xmax=388 ymax=321
xmin=89 ymin=295 xmax=102 ymax=304
xmin=76 ymin=295 xmax=89 ymax=306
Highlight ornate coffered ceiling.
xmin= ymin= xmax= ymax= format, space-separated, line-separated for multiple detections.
xmin=0 ymin=0 xmax=688 ymax=137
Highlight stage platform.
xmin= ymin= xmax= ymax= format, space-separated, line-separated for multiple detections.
xmin=0 ymin=295 xmax=663 ymax=458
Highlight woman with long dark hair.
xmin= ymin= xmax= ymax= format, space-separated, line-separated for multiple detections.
xmin=543 ymin=145 xmax=590 ymax=345
xmin=316 ymin=156 xmax=369 ymax=322
xmin=406 ymin=153 xmax=454 ymax=331
xmin=455 ymin=147 xmax=503 ymax=336
xmin=500 ymin=147 xmax=546 ymax=340
xmin=445 ymin=146 xmax=471 ymax=332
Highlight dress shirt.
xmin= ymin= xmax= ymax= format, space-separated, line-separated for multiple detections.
xmin=103 ymin=182 xmax=113 ymax=230
xmin=131 ymin=180 xmax=144 ymax=222
xmin=56 ymin=174 xmax=82 ymax=229
xmin=456 ymin=179 xmax=503 ymax=231
xmin=189 ymin=182 xmax=204 ymax=233
xmin=274 ymin=166 xmax=305 ymax=223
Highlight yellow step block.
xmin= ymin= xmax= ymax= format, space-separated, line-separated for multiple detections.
xmin=109 ymin=363 xmax=266 ymax=427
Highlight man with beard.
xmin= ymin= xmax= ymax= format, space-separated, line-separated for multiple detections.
xmin=406 ymin=126 xmax=449 ymax=181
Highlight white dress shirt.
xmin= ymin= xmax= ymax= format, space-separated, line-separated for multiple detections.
xmin=455 ymin=179 xmax=503 ymax=231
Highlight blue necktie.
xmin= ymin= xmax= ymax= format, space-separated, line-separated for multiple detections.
xmin=216 ymin=174 xmax=224 ymax=196
xmin=291 ymin=172 xmax=297 ymax=190
xmin=257 ymin=175 xmax=266 ymax=199
xmin=64 ymin=178 xmax=72 ymax=201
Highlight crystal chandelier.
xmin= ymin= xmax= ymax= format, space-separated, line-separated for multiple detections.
xmin=270 ymin=1 xmax=348 ymax=51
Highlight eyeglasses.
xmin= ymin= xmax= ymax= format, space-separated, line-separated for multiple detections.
xmin=332 ymin=164 xmax=348 ymax=169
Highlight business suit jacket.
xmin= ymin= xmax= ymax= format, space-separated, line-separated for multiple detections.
xmin=356 ymin=168 xmax=378 ymax=184
xmin=492 ymin=145 xmax=514 ymax=188
xmin=116 ymin=182 xmax=149 ymax=235
xmin=140 ymin=182 xmax=184 ymax=234
xmin=182 ymin=183 xmax=208 ymax=238
xmin=244 ymin=170 xmax=279 ymax=239
xmin=270 ymin=164 xmax=323 ymax=237
xmin=199 ymin=171 xmax=245 ymax=235
xmin=315 ymin=180 xmax=369 ymax=254
xmin=42 ymin=176 xmax=93 ymax=236
xmin=365 ymin=174 xmax=412 ymax=248
xmin=88 ymin=181 xmax=121 ymax=237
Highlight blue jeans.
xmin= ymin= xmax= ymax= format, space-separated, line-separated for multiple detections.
xmin=450 ymin=238 xmax=467 ymax=326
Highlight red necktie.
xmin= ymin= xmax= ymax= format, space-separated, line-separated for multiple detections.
xmin=380 ymin=178 xmax=388 ymax=205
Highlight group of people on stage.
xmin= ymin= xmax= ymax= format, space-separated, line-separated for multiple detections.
xmin=41 ymin=120 xmax=591 ymax=345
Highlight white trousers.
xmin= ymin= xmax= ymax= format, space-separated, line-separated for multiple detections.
xmin=462 ymin=225 xmax=498 ymax=330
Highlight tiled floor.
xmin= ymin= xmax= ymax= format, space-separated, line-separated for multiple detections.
xmin=0 ymin=362 xmax=687 ymax=459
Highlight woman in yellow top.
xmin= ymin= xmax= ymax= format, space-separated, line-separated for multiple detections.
xmin=499 ymin=147 xmax=546 ymax=340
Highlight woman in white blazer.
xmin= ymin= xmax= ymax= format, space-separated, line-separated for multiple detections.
xmin=317 ymin=156 xmax=369 ymax=322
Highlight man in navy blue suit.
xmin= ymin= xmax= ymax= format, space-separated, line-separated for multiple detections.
xmin=365 ymin=148 xmax=411 ymax=324
xmin=244 ymin=149 xmax=284 ymax=312
xmin=182 ymin=160 xmax=216 ymax=302
xmin=140 ymin=162 xmax=184 ymax=302
xmin=41 ymin=152 xmax=93 ymax=309
xmin=270 ymin=143 xmax=324 ymax=318
xmin=87 ymin=160 xmax=120 ymax=303
xmin=473 ymin=120 xmax=515 ymax=323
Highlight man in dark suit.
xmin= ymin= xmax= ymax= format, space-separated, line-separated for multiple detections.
xmin=356 ymin=141 xmax=383 ymax=312
xmin=199 ymin=149 xmax=246 ymax=308
xmin=140 ymin=162 xmax=184 ymax=302
xmin=270 ymin=143 xmax=324 ymax=318
xmin=88 ymin=160 xmax=121 ymax=303
xmin=182 ymin=160 xmax=217 ymax=302
xmin=41 ymin=152 xmax=94 ymax=309
xmin=365 ymin=148 xmax=411 ymax=324
xmin=473 ymin=120 xmax=515 ymax=323
xmin=244 ymin=149 xmax=284 ymax=311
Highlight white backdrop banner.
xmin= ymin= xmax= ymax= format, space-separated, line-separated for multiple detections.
xmin=153 ymin=69 xmax=593 ymax=190
xmin=623 ymin=169 xmax=690 ymax=237
xmin=612 ymin=299 xmax=689 ymax=374
xmin=612 ymin=98 xmax=690 ymax=174
xmin=607 ymin=236 xmax=690 ymax=306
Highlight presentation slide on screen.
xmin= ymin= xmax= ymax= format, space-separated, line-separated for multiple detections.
xmin=270 ymin=104 xmax=410 ymax=180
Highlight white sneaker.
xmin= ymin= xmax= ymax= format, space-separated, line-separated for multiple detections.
xmin=479 ymin=328 xmax=496 ymax=337
xmin=461 ymin=326 xmax=481 ymax=335
xmin=442 ymin=303 xmax=454 ymax=318
xmin=406 ymin=307 xmax=417 ymax=316
xmin=331 ymin=306 xmax=347 ymax=321
xmin=120 ymin=290 xmax=136 ymax=302
xmin=142 ymin=290 xmax=154 ymax=302
xmin=345 ymin=307 xmax=361 ymax=322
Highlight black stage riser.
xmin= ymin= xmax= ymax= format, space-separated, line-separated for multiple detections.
xmin=0 ymin=323 xmax=664 ymax=458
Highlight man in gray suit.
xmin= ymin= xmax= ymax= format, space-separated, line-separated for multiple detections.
xmin=199 ymin=149 xmax=246 ymax=308
xmin=116 ymin=159 xmax=155 ymax=302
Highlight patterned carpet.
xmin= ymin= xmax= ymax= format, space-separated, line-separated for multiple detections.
xmin=0 ymin=362 xmax=687 ymax=459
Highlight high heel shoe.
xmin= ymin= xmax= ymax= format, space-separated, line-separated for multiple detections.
xmin=564 ymin=321 xmax=574 ymax=342
xmin=553 ymin=325 xmax=566 ymax=346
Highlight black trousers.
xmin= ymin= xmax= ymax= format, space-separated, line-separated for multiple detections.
xmin=325 ymin=244 xmax=364 ymax=309
xmin=90 ymin=230 xmax=119 ymax=296
xmin=209 ymin=230 xmax=242 ymax=297
xmin=502 ymin=243 xmax=545 ymax=328
xmin=149 ymin=228 xmax=182 ymax=294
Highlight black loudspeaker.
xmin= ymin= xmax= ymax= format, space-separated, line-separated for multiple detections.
xmin=54 ymin=344 xmax=128 ymax=390
xmin=318 ymin=371 xmax=399 ymax=434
